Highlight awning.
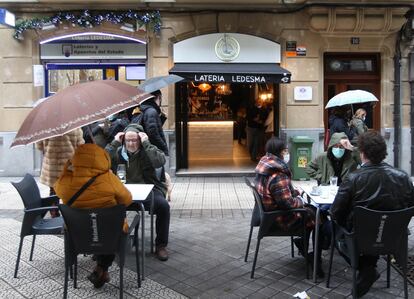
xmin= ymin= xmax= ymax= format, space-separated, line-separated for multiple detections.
xmin=169 ymin=63 xmax=291 ymax=84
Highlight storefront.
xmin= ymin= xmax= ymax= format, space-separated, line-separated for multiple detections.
xmin=169 ymin=33 xmax=291 ymax=173
xmin=40 ymin=33 xmax=147 ymax=95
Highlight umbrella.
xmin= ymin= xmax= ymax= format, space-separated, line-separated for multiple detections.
xmin=325 ymin=90 xmax=378 ymax=109
xmin=138 ymin=74 xmax=184 ymax=94
xmin=11 ymin=80 xmax=151 ymax=148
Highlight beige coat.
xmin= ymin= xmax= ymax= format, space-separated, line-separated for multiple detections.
xmin=36 ymin=128 xmax=84 ymax=187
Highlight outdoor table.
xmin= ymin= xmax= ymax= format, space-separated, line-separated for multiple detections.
xmin=125 ymin=183 xmax=154 ymax=280
xmin=300 ymin=184 xmax=337 ymax=283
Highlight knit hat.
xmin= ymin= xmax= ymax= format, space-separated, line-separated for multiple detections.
xmin=123 ymin=123 xmax=144 ymax=133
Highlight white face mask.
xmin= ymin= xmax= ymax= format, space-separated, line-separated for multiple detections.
xmin=283 ymin=153 xmax=290 ymax=163
xmin=362 ymin=116 xmax=366 ymax=121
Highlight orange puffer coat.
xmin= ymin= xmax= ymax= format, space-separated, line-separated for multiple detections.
xmin=54 ymin=143 xmax=132 ymax=230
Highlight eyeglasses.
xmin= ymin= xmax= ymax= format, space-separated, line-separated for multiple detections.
xmin=125 ymin=139 xmax=138 ymax=143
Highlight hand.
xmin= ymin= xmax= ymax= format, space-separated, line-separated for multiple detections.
xmin=115 ymin=132 xmax=125 ymax=143
xmin=340 ymin=138 xmax=354 ymax=151
xmin=296 ymin=186 xmax=304 ymax=196
xmin=138 ymin=132 xmax=148 ymax=142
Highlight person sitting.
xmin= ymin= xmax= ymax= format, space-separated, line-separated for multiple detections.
xmin=330 ymin=131 xmax=414 ymax=297
xmin=254 ymin=137 xmax=327 ymax=277
xmin=305 ymin=132 xmax=359 ymax=186
xmin=54 ymin=143 xmax=132 ymax=288
xmin=105 ymin=124 xmax=171 ymax=261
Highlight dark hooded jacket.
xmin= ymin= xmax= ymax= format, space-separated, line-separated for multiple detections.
xmin=329 ymin=114 xmax=355 ymax=141
xmin=136 ymin=98 xmax=169 ymax=155
xmin=105 ymin=124 xmax=167 ymax=196
xmin=254 ymin=153 xmax=314 ymax=230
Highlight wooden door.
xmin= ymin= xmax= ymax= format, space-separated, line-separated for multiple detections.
xmin=324 ymin=53 xmax=381 ymax=131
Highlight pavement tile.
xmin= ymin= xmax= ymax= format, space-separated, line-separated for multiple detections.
xmin=2 ymin=177 xmax=414 ymax=298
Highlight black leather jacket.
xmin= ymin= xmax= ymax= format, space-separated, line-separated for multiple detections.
xmin=330 ymin=162 xmax=414 ymax=229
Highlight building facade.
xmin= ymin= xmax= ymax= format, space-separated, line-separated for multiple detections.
xmin=0 ymin=1 xmax=413 ymax=176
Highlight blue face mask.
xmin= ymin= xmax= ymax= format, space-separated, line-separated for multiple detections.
xmin=332 ymin=147 xmax=345 ymax=159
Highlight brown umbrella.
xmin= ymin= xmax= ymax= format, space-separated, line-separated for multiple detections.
xmin=11 ymin=80 xmax=151 ymax=148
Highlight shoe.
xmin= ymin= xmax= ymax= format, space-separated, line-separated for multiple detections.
xmin=87 ymin=266 xmax=110 ymax=288
xmin=307 ymin=252 xmax=325 ymax=279
xmin=356 ymin=267 xmax=380 ymax=297
xmin=155 ymin=246 xmax=169 ymax=261
xmin=293 ymin=237 xmax=305 ymax=256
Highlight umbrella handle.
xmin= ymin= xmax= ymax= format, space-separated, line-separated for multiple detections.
xmin=87 ymin=125 xmax=96 ymax=144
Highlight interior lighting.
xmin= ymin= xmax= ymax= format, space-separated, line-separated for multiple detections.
xmin=198 ymin=83 xmax=212 ymax=93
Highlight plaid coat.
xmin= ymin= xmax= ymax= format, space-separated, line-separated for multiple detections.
xmin=255 ymin=153 xmax=315 ymax=231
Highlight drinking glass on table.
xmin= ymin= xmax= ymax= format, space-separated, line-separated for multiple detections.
xmin=117 ymin=164 xmax=126 ymax=183
xmin=330 ymin=176 xmax=338 ymax=187
xmin=330 ymin=176 xmax=338 ymax=196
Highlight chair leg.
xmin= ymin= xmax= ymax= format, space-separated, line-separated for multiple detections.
xmin=291 ymin=236 xmax=294 ymax=258
xmin=326 ymin=223 xmax=336 ymax=288
xmin=63 ymin=263 xmax=69 ymax=299
xmin=244 ymin=226 xmax=254 ymax=262
xmin=150 ymin=192 xmax=155 ymax=254
xmin=386 ymin=255 xmax=391 ymax=288
xmin=139 ymin=203 xmax=145 ymax=280
xmin=251 ymin=238 xmax=261 ymax=279
xmin=120 ymin=264 xmax=124 ymax=299
xmin=74 ymin=257 xmax=78 ymax=289
xmin=134 ymin=226 xmax=141 ymax=288
xmin=14 ymin=237 xmax=24 ymax=278
xmin=403 ymin=256 xmax=408 ymax=299
xmin=29 ymin=235 xmax=36 ymax=261
xmin=352 ymin=266 xmax=357 ymax=299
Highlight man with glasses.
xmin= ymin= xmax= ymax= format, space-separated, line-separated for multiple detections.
xmin=105 ymin=124 xmax=170 ymax=261
xmin=305 ymin=132 xmax=359 ymax=186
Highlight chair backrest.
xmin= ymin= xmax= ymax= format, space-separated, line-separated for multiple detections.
xmin=353 ymin=206 xmax=414 ymax=257
xmin=11 ymin=173 xmax=42 ymax=209
xmin=245 ymin=177 xmax=261 ymax=227
xmin=59 ymin=204 xmax=126 ymax=255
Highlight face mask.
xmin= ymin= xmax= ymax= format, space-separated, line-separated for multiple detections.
xmin=283 ymin=153 xmax=290 ymax=163
xmin=362 ymin=116 xmax=366 ymax=121
xmin=332 ymin=147 xmax=345 ymax=159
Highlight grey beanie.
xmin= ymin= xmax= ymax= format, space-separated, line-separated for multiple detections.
xmin=123 ymin=124 xmax=144 ymax=133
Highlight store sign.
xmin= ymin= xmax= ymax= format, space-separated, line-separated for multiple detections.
xmin=194 ymin=74 xmax=267 ymax=83
xmin=41 ymin=42 xmax=146 ymax=60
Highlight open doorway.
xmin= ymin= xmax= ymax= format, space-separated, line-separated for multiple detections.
xmin=324 ymin=53 xmax=381 ymax=132
xmin=176 ymin=82 xmax=279 ymax=174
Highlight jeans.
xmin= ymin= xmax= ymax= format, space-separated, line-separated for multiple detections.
xmin=129 ymin=189 xmax=170 ymax=247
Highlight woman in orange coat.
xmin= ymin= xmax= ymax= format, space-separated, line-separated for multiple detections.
xmin=54 ymin=143 xmax=132 ymax=288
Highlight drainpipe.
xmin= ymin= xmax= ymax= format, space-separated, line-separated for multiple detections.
xmin=410 ymin=52 xmax=414 ymax=175
xmin=394 ymin=44 xmax=401 ymax=168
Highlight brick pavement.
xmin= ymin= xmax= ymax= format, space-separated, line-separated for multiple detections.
xmin=0 ymin=176 xmax=413 ymax=298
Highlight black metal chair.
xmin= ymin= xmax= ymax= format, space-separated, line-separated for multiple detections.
xmin=59 ymin=204 xmax=140 ymax=299
xmin=11 ymin=173 xmax=64 ymax=278
xmin=326 ymin=206 xmax=414 ymax=299
xmin=244 ymin=177 xmax=310 ymax=279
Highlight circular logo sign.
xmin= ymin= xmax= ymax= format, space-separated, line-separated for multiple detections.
xmin=215 ymin=34 xmax=240 ymax=62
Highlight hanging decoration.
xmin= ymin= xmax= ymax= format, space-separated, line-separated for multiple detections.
xmin=13 ymin=9 xmax=161 ymax=40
